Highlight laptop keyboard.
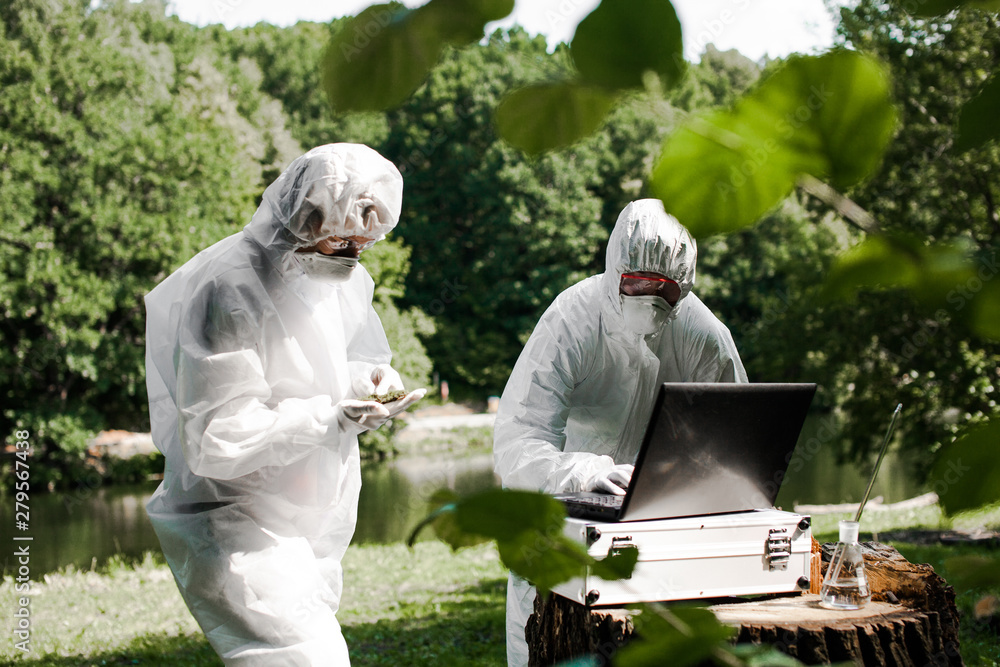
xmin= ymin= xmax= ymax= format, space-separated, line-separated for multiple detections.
xmin=570 ymin=494 xmax=624 ymax=508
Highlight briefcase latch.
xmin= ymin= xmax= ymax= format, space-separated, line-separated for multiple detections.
xmin=765 ymin=528 xmax=791 ymax=571
xmin=608 ymin=536 xmax=638 ymax=579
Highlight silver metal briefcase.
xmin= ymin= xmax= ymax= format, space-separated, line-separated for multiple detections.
xmin=552 ymin=509 xmax=813 ymax=606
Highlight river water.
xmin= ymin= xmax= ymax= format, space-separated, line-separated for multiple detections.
xmin=1 ymin=415 xmax=926 ymax=580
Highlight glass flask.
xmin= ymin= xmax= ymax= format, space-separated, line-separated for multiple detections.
xmin=819 ymin=520 xmax=871 ymax=610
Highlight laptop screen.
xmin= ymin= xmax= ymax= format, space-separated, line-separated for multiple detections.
xmin=618 ymin=382 xmax=816 ymax=521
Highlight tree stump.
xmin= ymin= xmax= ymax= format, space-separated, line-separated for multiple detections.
xmin=713 ymin=596 xmax=957 ymax=666
xmin=525 ymin=542 xmax=963 ymax=666
xmin=525 ymin=591 xmax=635 ymax=667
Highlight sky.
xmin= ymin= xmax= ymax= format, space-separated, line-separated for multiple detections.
xmin=160 ymin=0 xmax=840 ymax=62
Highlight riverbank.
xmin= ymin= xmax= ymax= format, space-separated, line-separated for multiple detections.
xmin=57 ymin=402 xmax=497 ymax=490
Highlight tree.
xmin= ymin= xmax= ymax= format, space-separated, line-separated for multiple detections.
xmin=0 ymin=0 xmax=390 ymax=485
xmin=0 ymin=0 xmax=261 ymax=486
xmin=840 ymin=1 xmax=1000 ymax=244
xmin=696 ymin=200 xmax=846 ymax=386
xmin=204 ymin=19 xmax=391 ymax=169
xmin=0 ymin=0 xmax=433 ymax=484
xmin=819 ymin=1 xmax=1000 ymax=467
xmin=669 ymin=44 xmax=761 ymax=112
xmin=377 ymin=30 xmax=664 ymax=393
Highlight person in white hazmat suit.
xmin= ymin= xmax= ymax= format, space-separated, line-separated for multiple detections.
xmin=493 ymin=199 xmax=748 ymax=666
xmin=144 ymin=143 xmax=424 ymax=666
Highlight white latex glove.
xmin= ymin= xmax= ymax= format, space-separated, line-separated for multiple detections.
xmin=586 ymin=464 xmax=635 ymax=496
xmin=336 ymin=388 xmax=428 ymax=434
xmin=337 ymin=399 xmax=391 ymax=434
xmin=351 ymin=364 xmax=405 ymax=398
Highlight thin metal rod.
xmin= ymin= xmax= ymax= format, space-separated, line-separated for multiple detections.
xmin=824 ymin=404 xmax=904 ymax=592
xmin=854 ymin=403 xmax=903 ymax=523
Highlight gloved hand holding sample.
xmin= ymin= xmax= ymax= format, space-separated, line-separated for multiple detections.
xmin=351 ymin=363 xmax=405 ymax=398
xmin=380 ymin=387 xmax=428 ymax=417
xmin=340 ymin=388 xmax=427 ymax=431
xmin=346 ymin=361 xmax=425 ymax=429
xmin=338 ymin=398 xmax=391 ymax=432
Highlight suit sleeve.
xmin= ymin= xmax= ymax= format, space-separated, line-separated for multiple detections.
xmin=493 ymin=302 xmax=621 ymax=494
xmin=174 ymin=278 xmax=341 ymax=480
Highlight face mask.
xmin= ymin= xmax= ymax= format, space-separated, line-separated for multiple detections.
xmin=297 ymin=253 xmax=358 ymax=284
xmin=621 ymin=295 xmax=671 ymax=336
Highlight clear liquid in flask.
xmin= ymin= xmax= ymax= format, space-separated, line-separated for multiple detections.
xmin=820 ymin=577 xmax=871 ymax=610
xmin=819 ymin=520 xmax=871 ymax=611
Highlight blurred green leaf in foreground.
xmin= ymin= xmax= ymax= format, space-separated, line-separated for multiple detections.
xmin=408 ymin=488 xmax=637 ymax=592
xmin=650 ymin=50 xmax=898 ymax=238
xmin=322 ymin=0 xmax=514 ymax=113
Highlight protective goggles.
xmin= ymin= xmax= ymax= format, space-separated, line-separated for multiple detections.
xmin=323 ymin=236 xmax=377 ymax=253
xmin=619 ymin=273 xmax=681 ymax=305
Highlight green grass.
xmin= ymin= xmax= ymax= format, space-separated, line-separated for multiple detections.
xmin=1 ymin=542 xmax=507 ymax=666
xmin=339 ymin=542 xmax=506 ymax=666
xmin=807 ymin=499 xmax=1000 ymax=541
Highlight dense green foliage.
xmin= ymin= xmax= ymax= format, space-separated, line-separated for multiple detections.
xmin=654 ymin=49 xmax=898 ymax=236
xmin=823 ymin=1 xmax=1000 ymax=472
xmin=0 ymin=0 xmax=430 ymax=487
xmin=1 ymin=0 xmax=264 ymax=486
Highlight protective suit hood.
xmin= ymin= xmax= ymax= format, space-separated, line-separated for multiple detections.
xmin=244 ymin=143 xmax=403 ymax=273
xmin=601 ymin=199 xmax=696 ymax=327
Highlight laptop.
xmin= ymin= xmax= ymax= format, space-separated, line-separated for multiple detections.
xmin=553 ymin=382 xmax=817 ymax=522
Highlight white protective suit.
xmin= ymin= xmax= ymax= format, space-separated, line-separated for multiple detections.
xmin=144 ymin=143 xmax=404 ymax=666
xmin=493 ymin=199 xmax=748 ymax=667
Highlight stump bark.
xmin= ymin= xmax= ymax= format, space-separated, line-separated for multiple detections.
xmin=525 ymin=541 xmax=962 ymax=666
xmin=714 ymin=596 xmax=958 ymax=666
